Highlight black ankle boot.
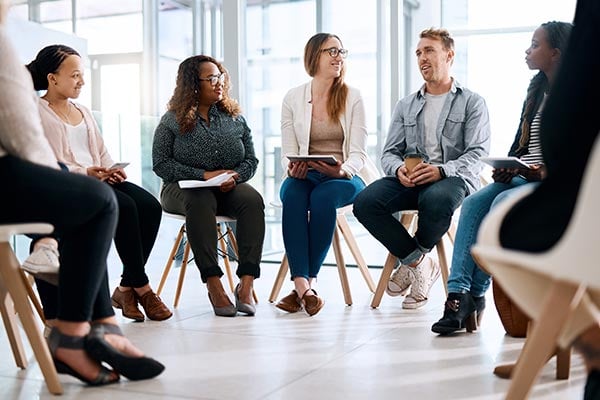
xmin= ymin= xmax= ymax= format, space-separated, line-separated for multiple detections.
xmin=431 ymin=292 xmax=477 ymax=335
xmin=472 ymin=294 xmax=486 ymax=326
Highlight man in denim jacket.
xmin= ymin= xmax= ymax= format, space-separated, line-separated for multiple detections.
xmin=354 ymin=27 xmax=490 ymax=310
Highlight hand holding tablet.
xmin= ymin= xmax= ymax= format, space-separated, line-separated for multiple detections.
xmin=109 ymin=162 xmax=130 ymax=170
xmin=480 ymin=157 xmax=532 ymax=170
xmin=286 ymin=154 xmax=338 ymax=165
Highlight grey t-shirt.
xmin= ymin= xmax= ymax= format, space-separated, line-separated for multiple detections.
xmin=423 ymin=92 xmax=448 ymax=164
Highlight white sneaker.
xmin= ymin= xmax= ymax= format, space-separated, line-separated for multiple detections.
xmin=22 ymin=243 xmax=60 ymax=274
xmin=386 ymin=264 xmax=413 ymax=297
xmin=402 ymin=255 xmax=440 ymax=309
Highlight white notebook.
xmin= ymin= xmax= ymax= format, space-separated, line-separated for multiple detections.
xmin=178 ymin=172 xmax=237 ymax=189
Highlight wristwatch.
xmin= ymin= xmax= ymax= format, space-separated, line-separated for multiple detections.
xmin=438 ymin=166 xmax=447 ymax=179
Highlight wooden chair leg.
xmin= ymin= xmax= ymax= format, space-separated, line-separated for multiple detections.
xmin=20 ymin=270 xmax=45 ymax=324
xmin=371 ymin=253 xmax=397 ymax=308
xmin=157 ymin=223 xmax=185 ymax=296
xmin=0 ymin=279 xmax=27 ymax=368
xmin=174 ymin=241 xmax=191 ymax=308
xmin=0 ymin=244 xmax=62 ymax=394
xmin=506 ymin=281 xmax=583 ymax=400
xmin=336 ymin=214 xmax=376 ymax=293
xmin=332 ymin=227 xmax=352 ymax=306
xmin=269 ymin=255 xmax=289 ymax=303
xmin=436 ymin=239 xmax=450 ymax=297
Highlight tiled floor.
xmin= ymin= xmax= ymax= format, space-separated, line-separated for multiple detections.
xmin=0 ymin=217 xmax=588 ymax=399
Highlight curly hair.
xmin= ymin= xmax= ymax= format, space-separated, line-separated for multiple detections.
xmin=304 ymin=33 xmax=348 ymax=121
xmin=167 ymin=55 xmax=241 ymax=134
xmin=519 ymin=21 xmax=572 ymax=150
xmin=25 ymin=44 xmax=80 ymax=91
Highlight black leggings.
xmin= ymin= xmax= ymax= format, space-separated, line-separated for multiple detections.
xmin=0 ymin=156 xmax=118 ymax=322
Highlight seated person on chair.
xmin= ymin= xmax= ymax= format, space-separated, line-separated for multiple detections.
xmin=353 ymin=27 xmax=491 ymax=310
xmin=431 ymin=21 xmax=572 ymax=335
xmin=0 ymin=2 xmax=163 ymax=385
xmin=497 ymin=0 xmax=600 ymax=397
xmin=152 ymin=55 xmax=264 ymax=317
xmin=275 ymin=33 xmax=378 ymax=317
xmin=25 ymin=44 xmax=171 ymax=322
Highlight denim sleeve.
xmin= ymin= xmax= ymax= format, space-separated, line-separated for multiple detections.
xmin=380 ymin=100 xmax=407 ymax=176
xmin=441 ymin=93 xmax=491 ymax=193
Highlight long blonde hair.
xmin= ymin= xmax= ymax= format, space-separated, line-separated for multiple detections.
xmin=304 ymin=33 xmax=348 ymax=121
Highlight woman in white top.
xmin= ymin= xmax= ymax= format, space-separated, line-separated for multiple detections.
xmin=26 ymin=45 xmax=171 ymax=322
xmin=275 ymin=33 xmax=378 ymax=316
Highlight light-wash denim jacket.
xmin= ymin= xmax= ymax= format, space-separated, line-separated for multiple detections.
xmin=381 ymin=79 xmax=491 ymax=195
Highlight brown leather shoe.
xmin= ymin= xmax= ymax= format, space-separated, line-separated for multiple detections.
xmin=111 ymin=288 xmax=144 ymax=322
xmin=275 ymin=290 xmax=302 ymax=313
xmin=301 ymin=289 xmax=324 ymax=316
xmin=136 ymin=291 xmax=173 ymax=321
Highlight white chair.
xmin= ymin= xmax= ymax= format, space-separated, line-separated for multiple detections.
xmin=0 ymin=223 xmax=62 ymax=395
xmin=471 ymin=137 xmax=600 ymax=400
xmin=156 ymin=211 xmax=257 ymax=308
xmin=268 ymin=203 xmax=376 ymax=306
xmin=370 ymin=210 xmax=455 ymax=308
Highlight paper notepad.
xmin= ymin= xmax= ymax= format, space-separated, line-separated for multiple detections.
xmin=178 ymin=172 xmax=236 ymax=189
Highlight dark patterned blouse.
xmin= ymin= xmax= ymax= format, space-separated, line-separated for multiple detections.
xmin=152 ymin=104 xmax=258 ymax=184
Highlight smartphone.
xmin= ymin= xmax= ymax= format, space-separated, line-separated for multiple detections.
xmin=109 ymin=162 xmax=130 ymax=169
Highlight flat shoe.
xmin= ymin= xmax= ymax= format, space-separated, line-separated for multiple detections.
xmin=301 ymin=289 xmax=324 ymax=316
xmin=275 ymin=290 xmax=302 ymax=313
xmin=85 ymin=323 xmax=165 ymax=381
xmin=111 ymin=288 xmax=145 ymax=322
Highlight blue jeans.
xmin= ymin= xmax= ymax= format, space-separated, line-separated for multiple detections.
xmin=447 ymin=176 xmax=537 ymax=297
xmin=280 ymin=170 xmax=365 ymax=280
xmin=353 ymin=176 xmax=467 ymax=265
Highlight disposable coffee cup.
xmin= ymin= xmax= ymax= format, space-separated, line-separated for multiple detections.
xmin=404 ymin=153 xmax=424 ymax=173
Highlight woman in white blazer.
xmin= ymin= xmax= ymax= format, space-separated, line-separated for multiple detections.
xmin=275 ymin=33 xmax=378 ymax=316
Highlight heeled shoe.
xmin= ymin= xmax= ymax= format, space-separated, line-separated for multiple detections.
xmin=275 ymin=290 xmax=302 ymax=313
xmin=84 ymin=323 xmax=165 ymax=381
xmin=47 ymin=327 xmax=118 ymax=386
xmin=431 ymin=292 xmax=477 ymax=335
xmin=207 ymin=292 xmax=237 ymax=317
xmin=472 ymin=294 xmax=486 ymax=326
xmin=301 ymin=289 xmax=324 ymax=316
xmin=234 ymin=283 xmax=256 ymax=316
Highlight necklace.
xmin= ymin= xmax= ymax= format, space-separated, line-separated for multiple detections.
xmin=47 ymin=100 xmax=73 ymax=124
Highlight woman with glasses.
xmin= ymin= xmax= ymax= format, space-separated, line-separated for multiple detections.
xmin=275 ymin=33 xmax=378 ymax=316
xmin=26 ymin=44 xmax=172 ymax=323
xmin=153 ymin=55 xmax=264 ymax=317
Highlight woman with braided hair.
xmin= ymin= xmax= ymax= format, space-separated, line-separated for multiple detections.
xmin=431 ymin=20 xmax=572 ymax=335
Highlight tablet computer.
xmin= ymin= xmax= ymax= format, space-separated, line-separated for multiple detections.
xmin=286 ymin=155 xmax=338 ymax=165
xmin=480 ymin=157 xmax=531 ymax=169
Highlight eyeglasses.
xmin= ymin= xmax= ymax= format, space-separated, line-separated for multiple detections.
xmin=321 ymin=47 xmax=348 ymax=58
xmin=199 ymin=72 xmax=226 ymax=86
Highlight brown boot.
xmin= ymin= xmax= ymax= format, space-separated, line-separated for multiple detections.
xmin=111 ymin=288 xmax=144 ymax=322
xmin=136 ymin=291 xmax=173 ymax=321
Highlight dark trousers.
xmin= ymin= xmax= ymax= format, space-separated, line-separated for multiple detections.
xmin=161 ymin=182 xmax=265 ymax=282
xmin=0 ymin=156 xmax=117 ymax=322
xmin=353 ymin=176 xmax=467 ymax=265
xmin=112 ymin=181 xmax=162 ymax=288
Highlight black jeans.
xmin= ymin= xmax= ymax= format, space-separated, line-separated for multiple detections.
xmin=112 ymin=181 xmax=162 ymax=288
xmin=161 ymin=182 xmax=265 ymax=282
xmin=0 ymin=156 xmax=118 ymax=322
xmin=353 ymin=176 xmax=467 ymax=265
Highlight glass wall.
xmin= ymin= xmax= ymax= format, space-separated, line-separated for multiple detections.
xmin=442 ymin=0 xmax=576 ymax=156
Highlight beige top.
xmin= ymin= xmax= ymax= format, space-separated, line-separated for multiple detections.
xmin=308 ymin=116 xmax=344 ymax=163
xmin=0 ymin=28 xmax=58 ymax=169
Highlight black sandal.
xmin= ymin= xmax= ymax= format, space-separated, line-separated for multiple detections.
xmin=85 ymin=323 xmax=165 ymax=381
xmin=47 ymin=327 xmax=118 ymax=386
